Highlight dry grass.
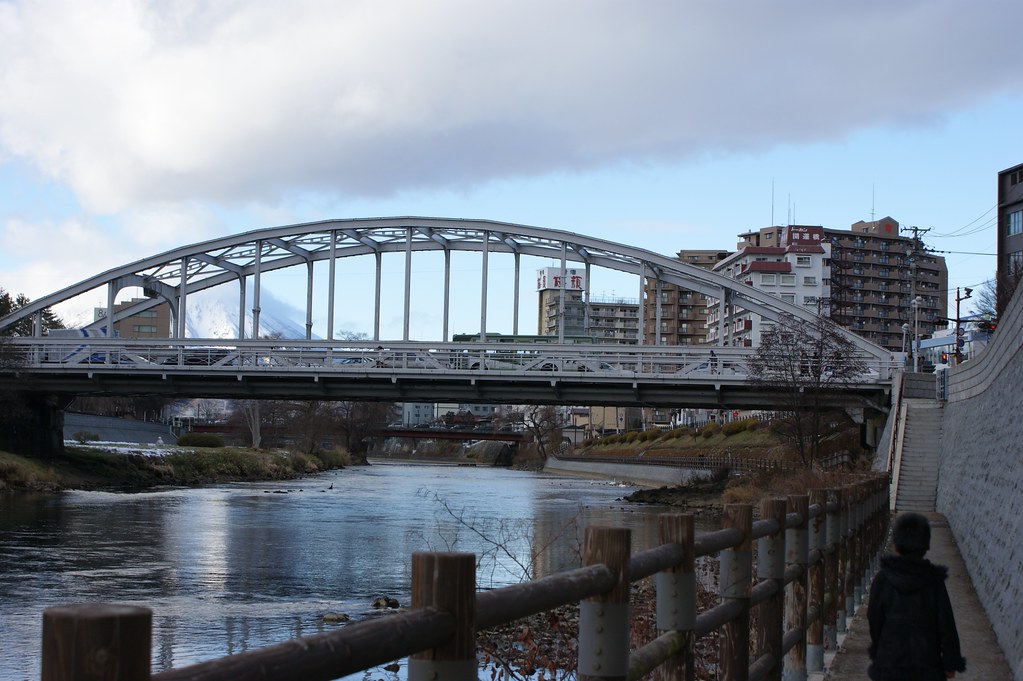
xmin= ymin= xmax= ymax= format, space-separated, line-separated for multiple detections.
xmin=723 ymin=467 xmax=875 ymax=507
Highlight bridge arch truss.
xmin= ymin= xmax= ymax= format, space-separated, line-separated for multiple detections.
xmin=0 ymin=216 xmax=889 ymax=363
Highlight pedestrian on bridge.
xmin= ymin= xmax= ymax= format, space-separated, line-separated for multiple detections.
xmin=867 ymin=512 xmax=966 ymax=681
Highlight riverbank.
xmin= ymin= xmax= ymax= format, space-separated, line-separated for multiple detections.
xmin=0 ymin=443 xmax=348 ymax=492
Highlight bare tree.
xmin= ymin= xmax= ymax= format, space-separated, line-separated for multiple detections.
xmin=969 ymin=278 xmax=997 ymax=319
xmin=234 ymin=400 xmax=262 ymax=448
xmin=334 ymin=400 xmax=395 ymax=464
xmin=746 ymin=314 xmax=867 ymax=468
xmin=522 ymin=405 xmax=565 ymax=461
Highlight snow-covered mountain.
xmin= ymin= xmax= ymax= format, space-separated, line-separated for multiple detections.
xmin=59 ymin=287 xmax=312 ymax=339
xmin=185 ymin=288 xmax=310 ymax=339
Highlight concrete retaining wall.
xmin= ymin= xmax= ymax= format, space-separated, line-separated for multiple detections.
xmin=543 ymin=456 xmax=711 ymax=488
xmin=939 ymin=288 xmax=1023 ymax=681
xmin=64 ymin=413 xmax=175 ymax=445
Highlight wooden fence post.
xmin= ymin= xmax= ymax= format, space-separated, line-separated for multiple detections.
xmin=42 ymin=604 xmax=152 ymax=681
xmin=836 ymin=486 xmax=850 ymax=634
xmin=579 ymin=527 xmax=631 ymax=681
xmin=847 ymin=485 xmax=863 ymax=616
xmin=756 ymin=498 xmax=787 ymax=681
xmin=823 ymin=487 xmax=840 ymax=652
xmin=784 ymin=495 xmax=809 ymax=681
xmin=409 ymin=552 xmax=477 ymax=681
xmin=720 ymin=504 xmax=752 ymax=681
xmin=656 ymin=514 xmax=695 ymax=681
xmin=807 ymin=489 xmax=827 ymax=673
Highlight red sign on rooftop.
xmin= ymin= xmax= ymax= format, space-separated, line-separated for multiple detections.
xmin=784 ymin=225 xmax=824 ymax=245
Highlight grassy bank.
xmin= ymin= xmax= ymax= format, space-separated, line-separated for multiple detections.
xmin=0 ymin=444 xmax=349 ymax=492
xmin=577 ymin=416 xmax=864 ymax=465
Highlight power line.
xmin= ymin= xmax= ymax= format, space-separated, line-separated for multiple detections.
xmin=929 ymin=205 xmax=997 ymax=238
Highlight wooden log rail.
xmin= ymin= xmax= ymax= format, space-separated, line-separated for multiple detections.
xmin=40 ymin=475 xmax=889 ymax=681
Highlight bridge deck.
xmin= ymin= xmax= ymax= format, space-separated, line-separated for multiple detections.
xmin=824 ymin=513 xmax=1011 ymax=681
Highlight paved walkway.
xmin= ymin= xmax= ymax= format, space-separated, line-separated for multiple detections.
xmin=821 ymin=513 xmax=1012 ymax=681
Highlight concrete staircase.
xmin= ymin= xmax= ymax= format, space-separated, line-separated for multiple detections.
xmin=893 ymin=400 xmax=943 ymax=512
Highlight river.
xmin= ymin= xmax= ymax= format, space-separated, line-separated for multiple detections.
xmin=0 ymin=461 xmax=705 ymax=680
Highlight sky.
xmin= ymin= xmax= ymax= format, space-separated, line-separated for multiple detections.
xmin=1 ymin=1 xmax=1021 ymax=338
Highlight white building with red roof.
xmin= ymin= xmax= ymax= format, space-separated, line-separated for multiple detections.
xmin=706 ymin=225 xmax=831 ymax=346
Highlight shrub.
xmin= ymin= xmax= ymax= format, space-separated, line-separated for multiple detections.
xmin=624 ymin=431 xmax=640 ymax=443
xmin=666 ymin=427 xmax=690 ymax=439
xmin=700 ymin=423 xmax=721 ymax=439
xmin=176 ymin=432 xmax=226 ymax=448
xmin=73 ymin=431 xmax=100 ymax=444
xmin=312 ymin=448 xmax=350 ymax=469
xmin=721 ymin=420 xmax=748 ymax=436
xmin=641 ymin=428 xmax=662 ymax=441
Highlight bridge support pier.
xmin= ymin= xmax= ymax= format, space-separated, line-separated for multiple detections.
xmin=0 ymin=393 xmax=68 ymax=458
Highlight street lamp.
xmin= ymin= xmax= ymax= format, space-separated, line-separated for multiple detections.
xmin=911 ymin=296 xmax=923 ymax=372
xmin=901 ymin=323 xmax=910 ymax=355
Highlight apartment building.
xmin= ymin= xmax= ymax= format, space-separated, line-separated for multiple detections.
xmin=536 ymin=267 xmax=639 ymax=343
xmin=997 ymin=163 xmax=1023 ymax=308
xmin=738 ymin=218 xmax=948 ymax=351
xmin=706 ymin=226 xmax=830 ymax=346
xmin=93 ymin=298 xmax=172 ymax=339
xmin=642 ymin=250 xmax=729 ymax=345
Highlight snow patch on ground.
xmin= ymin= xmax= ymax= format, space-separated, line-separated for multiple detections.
xmin=65 ymin=440 xmax=172 ymax=457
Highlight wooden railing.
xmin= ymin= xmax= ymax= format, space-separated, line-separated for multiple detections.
xmin=40 ymin=475 xmax=889 ymax=681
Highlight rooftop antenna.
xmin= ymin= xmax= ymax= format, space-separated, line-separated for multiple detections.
xmin=871 ymin=184 xmax=876 ymax=222
xmin=771 ymin=177 xmax=775 ymax=226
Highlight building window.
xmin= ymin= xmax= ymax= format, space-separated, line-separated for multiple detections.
xmin=132 ymin=325 xmax=157 ymax=333
xmin=803 ymin=276 xmax=817 ymax=286
xmin=1009 ymin=210 xmax=1023 ymax=236
xmin=795 ymin=255 xmax=811 ymax=267
xmin=781 ymin=294 xmax=795 ymax=303
xmin=1010 ymin=251 xmax=1023 ymax=274
xmin=780 ymin=274 xmax=796 ymax=286
xmin=760 ymin=273 xmax=777 ymax=285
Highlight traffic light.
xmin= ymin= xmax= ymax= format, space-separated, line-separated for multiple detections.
xmin=977 ymin=320 xmax=998 ymax=333
xmin=940 ymin=352 xmax=948 ymax=363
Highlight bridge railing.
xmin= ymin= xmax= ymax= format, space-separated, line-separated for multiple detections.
xmin=9 ymin=337 xmax=896 ymax=384
xmin=41 ymin=475 xmax=889 ymax=681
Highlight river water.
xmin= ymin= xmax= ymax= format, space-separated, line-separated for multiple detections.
xmin=0 ymin=461 xmax=700 ymax=680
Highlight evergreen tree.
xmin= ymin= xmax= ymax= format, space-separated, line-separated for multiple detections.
xmin=0 ymin=287 xmax=64 ymax=336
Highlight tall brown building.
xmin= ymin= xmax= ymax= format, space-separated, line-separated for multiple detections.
xmin=642 ymin=250 xmax=729 ymax=345
xmin=738 ymin=218 xmax=948 ymax=351
xmin=95 ymin=298 xmax=172 ymax=338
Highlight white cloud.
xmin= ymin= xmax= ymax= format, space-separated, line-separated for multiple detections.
xmin=0 ymin=0 xmax=1021 ymax=213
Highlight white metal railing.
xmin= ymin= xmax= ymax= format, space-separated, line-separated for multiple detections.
xmin=6 ymin=337 xmax=897 ymax=386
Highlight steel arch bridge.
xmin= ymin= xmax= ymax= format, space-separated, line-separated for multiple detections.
xmin=0 ymin=217 xmax=894 ymax=409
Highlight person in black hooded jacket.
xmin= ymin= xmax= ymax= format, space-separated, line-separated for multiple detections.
xmin=868 ymin=512 xmax=967 ymax=681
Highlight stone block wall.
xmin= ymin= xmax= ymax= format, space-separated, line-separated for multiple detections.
xmin=939 ymin=287 xmax=1023 ymax=681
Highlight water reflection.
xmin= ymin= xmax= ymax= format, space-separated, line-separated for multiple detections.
xmin=0 ymin=463 xmax=713 ymax=680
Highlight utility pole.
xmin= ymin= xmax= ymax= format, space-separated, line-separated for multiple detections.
xmin=902 ymin=225 xmax=931 ymax=346
xmin=955 ymin=287 xmax=973 ymax=363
